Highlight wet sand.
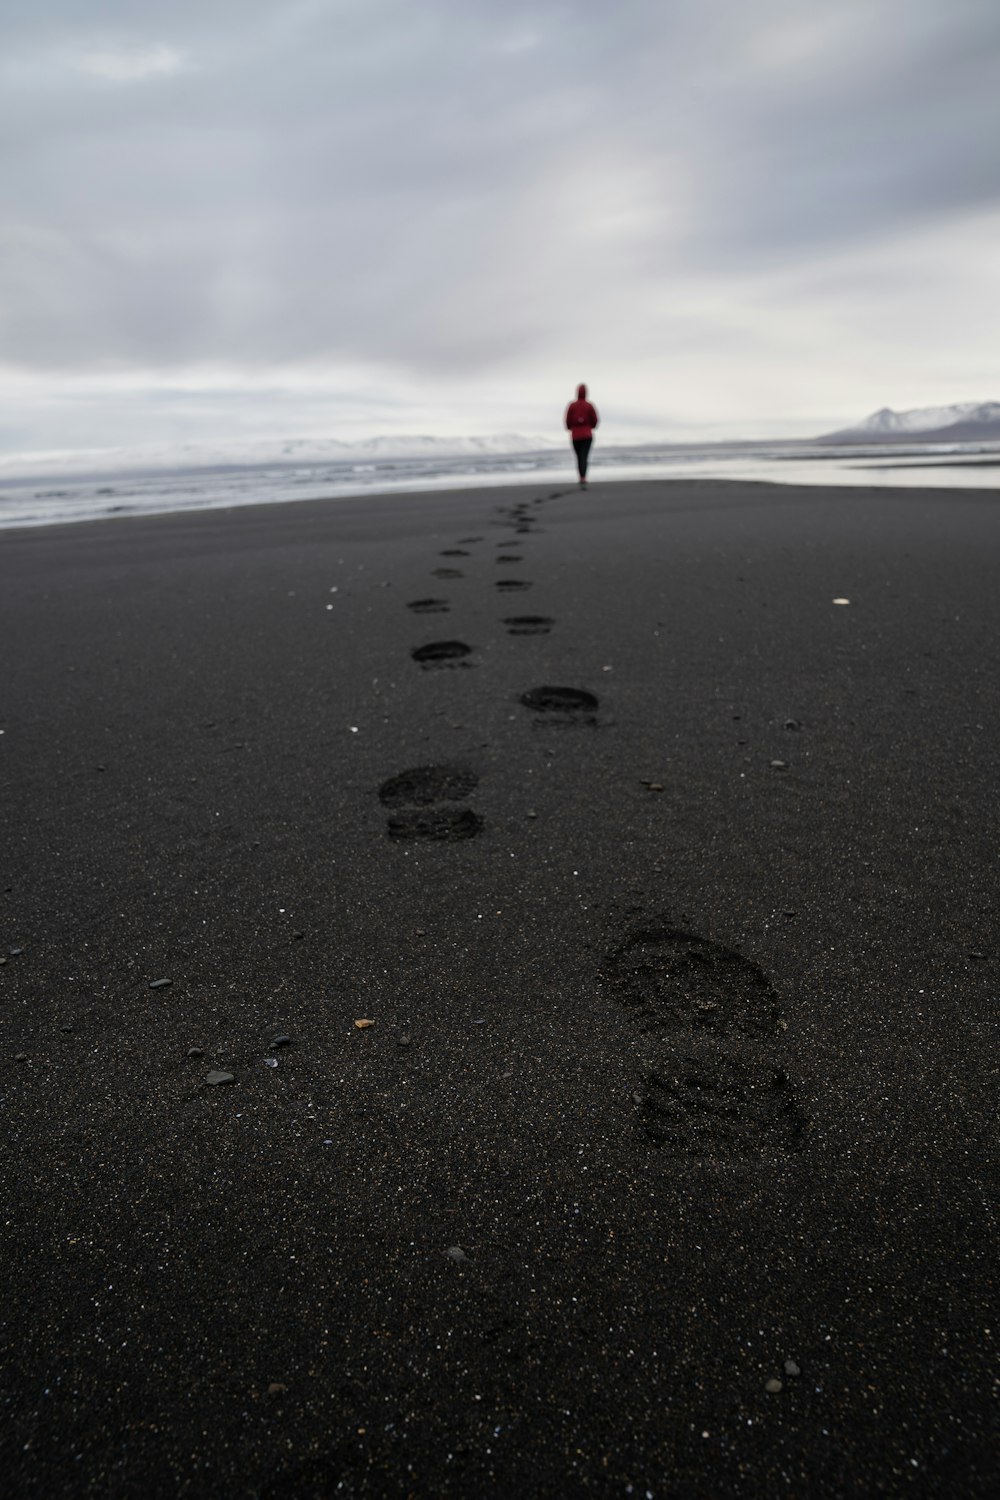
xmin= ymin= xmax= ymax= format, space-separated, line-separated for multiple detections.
xmin=0 ymin=478 xmax=997 ymax=1496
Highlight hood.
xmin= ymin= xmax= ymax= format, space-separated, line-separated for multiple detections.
xmin=576 ymin=384 xmax=587 ymax=399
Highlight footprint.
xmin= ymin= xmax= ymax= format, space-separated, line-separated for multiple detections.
xmin=379 ymin=764 xmax=482 ymax=841
xmin=601 ymin=922 xmax=780 ymax=1038
xmin=520 ymin=685 xmax=598 ymax=713
xmin=379 ymin=765 xmax=479 ymax=806
xmin=641 ymin=1037 xmax=805 ymax=1155
xmin=411 ymin=641 xmax=473 ymax=666
xmin=433 ymin=568 xmax=464 ymax=579
xmin=386 ymin=807 xmax=482 ymax=841
xmin=457 ymin=536 xmax=483 ymax=543
xmin=602 ymin=915 xmax=806 ymax=1157
xmin=496 ymin=556 xmax=523 ymax=564
xmin=504 ymin=616 xmax=555 ymax=636
xmin=408 ymin=598 xmax=450 ymax=614
xmin=496 ymin=579 xmax=532 ymax=592
xmin=440 ymin=549 xmax=469 ymax=557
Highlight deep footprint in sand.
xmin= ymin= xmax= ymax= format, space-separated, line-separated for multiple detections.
xmin=602 ymin=915 xmax=806 ymax=1157
xmin=504 ymin=616 xmax=555 ymax=636
xmin=411 ymin=640 xmax=473 ymax=666
xmin=379 ymin=764 xmax=482 ymax=841
xmin=496 ymin=579 xmax=533 ymax=592
xmin=496 ymin=555 xmax=523 ymax=564
xmin=408 ymin=597 xmax=450 ymax=614
xmin=439 ymin=549 xmax=469 ymax=557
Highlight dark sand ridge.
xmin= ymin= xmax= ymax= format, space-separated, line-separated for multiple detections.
xmin=0 ymin=478 xmax=996 ymax=1496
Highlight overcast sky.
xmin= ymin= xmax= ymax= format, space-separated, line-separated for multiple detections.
xmin=3 ymin=0 xmax=1000 ymax=454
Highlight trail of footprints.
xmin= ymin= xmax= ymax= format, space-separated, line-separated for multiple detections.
xmin=381 ymin=487 xmax=807 ymax=1161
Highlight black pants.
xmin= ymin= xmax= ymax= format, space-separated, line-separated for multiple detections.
xmin=572 ymin=436 xmax=592 ymax=479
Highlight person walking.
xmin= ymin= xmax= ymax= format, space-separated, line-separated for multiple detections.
xmin=565 ymin=383 xmax=599 ymax=487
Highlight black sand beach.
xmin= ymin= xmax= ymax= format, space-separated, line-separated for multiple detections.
xmin=1 ymin=477 xmax=997 ymax=1497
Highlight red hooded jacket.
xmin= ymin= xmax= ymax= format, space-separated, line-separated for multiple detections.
xmin=565 ymin=384 xmax=599 ymax=441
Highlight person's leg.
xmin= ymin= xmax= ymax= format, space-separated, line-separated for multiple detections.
xmin=575 ymin=437 xmax=592 ymax=481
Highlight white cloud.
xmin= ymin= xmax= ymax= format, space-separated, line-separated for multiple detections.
xmin=76 ymin=44 xmax=184 ymax=83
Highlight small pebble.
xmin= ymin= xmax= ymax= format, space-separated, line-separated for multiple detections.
xmin=263 ymin=1057 xmax=278 ymax=1068
xmin=15 ymin=1052 xmax=28 ymax=1062
xmin=765 ymin=1378 xmax=783 ymax=1394
xmin=445 ymin=1246 xmax=468 ymax=1263
xmin=271 ymin=1035 xmax=292 ymax=1048
xmin=770 ymin=760 xmax=788 ymax=769
xmin=267 ymin=1383 xmax=288 ymax=1397
xmin=397 ymin=1033 xmax=412 ymax=1047
xmin=206 ymin=1071 xmax=235 ymax=1086
xmin=354 ymin=1018 xmax=374 ymax=1030
xmin=59 ymin=1024 xmax=73 ymax=1033
xmin=784 ymin=1360 xmax=801 ymax=1377
xmin=149 ymin=978 xmax=172 ymax=990
xmin=9 ymin=947 xmax=24 ymax=956
xmin=526 ymin=811 xmax=538 ymax=819
xmin=648 ymin=783 xmax=664 ymax=792
xmin=187 ymin=1047 xmax=205 ymax=1058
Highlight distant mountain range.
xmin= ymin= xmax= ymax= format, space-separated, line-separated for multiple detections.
xmin=823 ymin=402 xmax=1000 ymax=443
xmin=0 ymin=432 xmax=561 ymax=481
xmin=5 ymin=405 xmax=1000 ymax=486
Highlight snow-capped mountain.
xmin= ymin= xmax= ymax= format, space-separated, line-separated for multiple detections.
xmin=0 ymin=432 xmax=560 ymax=482
xmin=824 ymin=402 xmax=1000 ymax=442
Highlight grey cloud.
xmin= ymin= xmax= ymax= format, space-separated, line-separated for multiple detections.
xmin=3 ymin=0 xmax=999 ymax=380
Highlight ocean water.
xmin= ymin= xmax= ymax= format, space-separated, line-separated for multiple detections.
xmin=1 ymin=440 xmax=998 ymax=531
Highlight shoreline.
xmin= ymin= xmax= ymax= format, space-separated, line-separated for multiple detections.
xmin=3 ymin=461 xmax=1000 ymax=543
xmin=2 ymin=444 xmax=1000 ymax=535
